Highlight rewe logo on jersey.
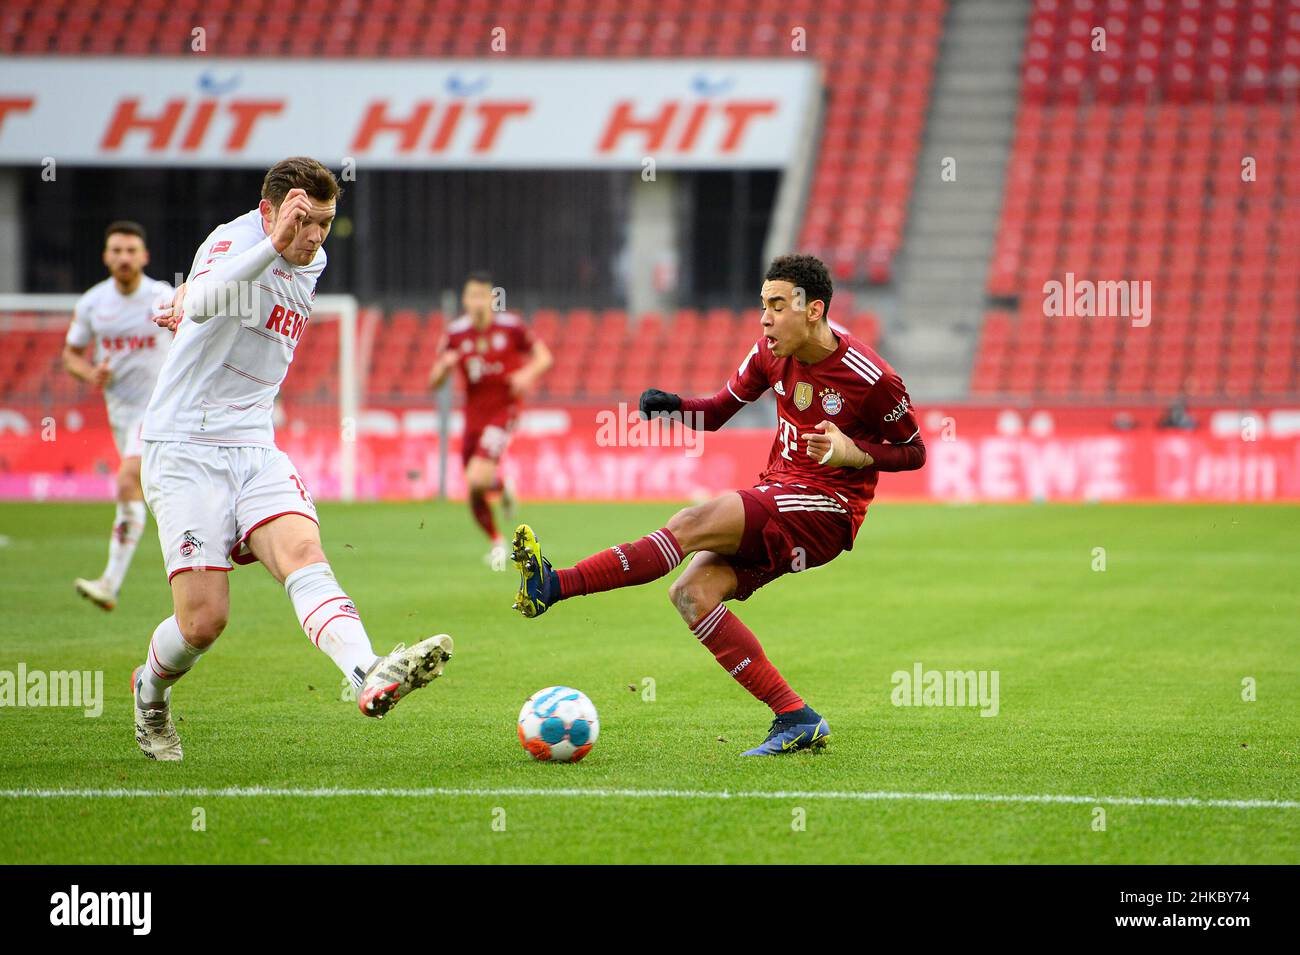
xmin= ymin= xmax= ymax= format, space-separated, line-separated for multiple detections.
xmin=265 ymin=304 xmax=309 ymax=342
xmin=99 ymin=335 xmax=158 ymax=352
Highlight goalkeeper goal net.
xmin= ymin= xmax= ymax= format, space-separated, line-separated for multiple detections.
xmin=0 ymin=293 xmax=359 ymax=502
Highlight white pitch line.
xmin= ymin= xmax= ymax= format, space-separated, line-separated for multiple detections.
xmin=0 ymin=787 xmax=1297 ymax=810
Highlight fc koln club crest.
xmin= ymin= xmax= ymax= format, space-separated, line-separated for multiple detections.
xmin=793 ymin=381 xmax=814 ymax=411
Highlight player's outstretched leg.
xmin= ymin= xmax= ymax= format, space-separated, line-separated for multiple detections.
xmin=261 ymin=515 xmax=454 ymax=719
xmin=509 ymin=494 xmax=744 ymax=617
xmin=670 ymin=552 xmax=829 ymax=756
xmin=358 ymin=634 xmax=454 ymax=718
xmin=510 ymin=521 xmax=685 ymax=618
xmin=282 ymin=561 xmax=453 ymax=718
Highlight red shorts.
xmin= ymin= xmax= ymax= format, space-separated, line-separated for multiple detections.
xmin=725 ymin=483 xmax=855 ymax=600
xmin=462 ymin=419 xmax=513 ymax=467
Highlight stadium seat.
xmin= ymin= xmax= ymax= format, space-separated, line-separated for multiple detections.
xmin=972 ymin=0 xmax=1298 ymax=401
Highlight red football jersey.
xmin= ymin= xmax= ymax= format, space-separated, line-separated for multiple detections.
xmin=439 ymin=312 xmax=535 ymax=429
xmin=724 ymin=330 xmax=920 ymax=533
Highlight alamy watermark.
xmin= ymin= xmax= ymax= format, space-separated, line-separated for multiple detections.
xmin=49 ymin=885 xmax=150 ymax=934
xmin=1 ymin=664 xmax=103 ymax=717
xmin=1043 ymin=272 xmax=1151 ymax=327
xmin=891 ymin=662 xmax=999 ymax=717
xmin=596 ymin=403 xmax=705 ymax=457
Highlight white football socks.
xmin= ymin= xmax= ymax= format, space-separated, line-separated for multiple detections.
xmin=102 ymin=500 xmax=146 ymax=594
xmin=137 ymin=615 xmax=205 ymax=706
xmin=284 ymin=562 xmax=379 ymax=688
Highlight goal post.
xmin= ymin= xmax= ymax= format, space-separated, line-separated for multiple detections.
xmin=318 ymin=294 xmax=359 ymax=502
xmin=0 ymin=292 xmax=359 ymax=502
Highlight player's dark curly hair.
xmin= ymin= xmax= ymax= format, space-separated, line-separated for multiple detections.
xmin=765 ymin=253 xmax=833 ymax=318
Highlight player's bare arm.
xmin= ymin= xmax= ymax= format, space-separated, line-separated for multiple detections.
xmin=804 ymin=419 xmax=927 ymax=471
xmin=509 ymin=338 xmax=553 ymax=396
xmin=802 ymin=420 xmax=871 ymax=467
xmin=427 ymin=348 xmax=460 ymax=390
xmin=153 ymin=283 xmax=186 ymax=331
xmin=62 ymin=342 xmax=112 ymax=388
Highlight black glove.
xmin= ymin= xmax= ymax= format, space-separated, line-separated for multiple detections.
xmin=638 ymin=388 xmax=682 ymax=420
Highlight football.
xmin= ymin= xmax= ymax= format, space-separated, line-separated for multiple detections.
xmin=517 ymin=686 xmax=600 ymax=763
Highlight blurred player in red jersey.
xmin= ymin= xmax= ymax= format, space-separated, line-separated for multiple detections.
xmin=429 ymin=272 xmax=553 ymax=567
xmin=511 ymin=254 xmax=925 ymax=755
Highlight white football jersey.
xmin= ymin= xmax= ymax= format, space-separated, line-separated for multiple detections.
xmin=66 ymin=276 xmax=174 ymax=424
xmin=140 ymin=209 xmax=326 ymax=447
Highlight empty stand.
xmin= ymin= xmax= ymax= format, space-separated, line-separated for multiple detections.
xmin=975 ymin=0 xmax=1300 ymax=400
xmin=1 ymin=0 xmax=946 ymax=285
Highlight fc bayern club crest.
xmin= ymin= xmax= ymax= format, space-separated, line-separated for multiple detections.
xmin=820 ymin=387 xmax=844 ymax=415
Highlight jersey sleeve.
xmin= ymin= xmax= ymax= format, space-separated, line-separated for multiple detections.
xmin=514 ymin=320 xmax=535 ymax=353
xmin=862 ymin=371 xmax=920 ymax=445
xmin=65 ymin=292 xmax=94 ymax=349
xmin=726 ymin=338 xmax=771 ymax=403
xmin=851 ymin=371 xmax=925 ymax=471
xmin=677 ymin=339 xmax=767 ymax=431
xmin=150 ymin=279 xmax=175 ymax=311
xmin=188 ymin=225 xmax=262 ymax=282
xmin=184 ymin=222 xmax=279 ymax=323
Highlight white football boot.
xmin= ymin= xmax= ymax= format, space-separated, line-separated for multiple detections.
xmin=358 ymin=634 xmax=454 ymax=718
xmin=75 ymin=576 xmax=117 ymax=611
xmin=131 ymin=665 xmax=183 ymax=761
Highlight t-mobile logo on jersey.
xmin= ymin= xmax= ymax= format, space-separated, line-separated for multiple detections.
xmin=777 ymin=417 xmax=799 ymax=460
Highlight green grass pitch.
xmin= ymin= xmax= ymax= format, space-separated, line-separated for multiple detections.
xmin=1 ymin=500 xmax=1297 ymax=864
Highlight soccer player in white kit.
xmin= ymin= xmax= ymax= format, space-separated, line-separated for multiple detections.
xmin=63 ymin=221 xmax=173 ymax=610
xmin=131 ymin=157 xmax=452 ymax=760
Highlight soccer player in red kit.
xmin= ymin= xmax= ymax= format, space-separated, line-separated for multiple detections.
xmin=511 ymin=254 xmax=925 ymax=755
xmin=429 ymin=272 xmax=552 ymax=566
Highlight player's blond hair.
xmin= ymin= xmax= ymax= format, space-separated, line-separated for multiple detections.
xmin=261 ymin=157 xmax=340 ymax=207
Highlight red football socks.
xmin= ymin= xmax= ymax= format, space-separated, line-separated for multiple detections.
xmin=691 ymin=604 xmax=804 ymax=714
xmin=556 ymin=528 xmax=684 ymax=597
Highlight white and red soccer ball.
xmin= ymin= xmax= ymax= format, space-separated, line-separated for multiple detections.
xmin=517 ymin=686 xmax=599 ymax=763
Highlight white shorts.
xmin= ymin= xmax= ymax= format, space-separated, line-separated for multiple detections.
xmin=109 ymin=412 xmax=145 ymax=460
xmin=142 ymin=441 xmax=319 ymax=581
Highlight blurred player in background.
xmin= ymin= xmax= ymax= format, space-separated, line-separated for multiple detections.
xmin=511 ymin=255 xmax=925 ymax=755
xmin=428 ymin=271 xmax=552 ymax=568
xmin=134 ymin=157 xmax=452 ymax=761
xmin=63 ymin=221 xmax=173 ymax=611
